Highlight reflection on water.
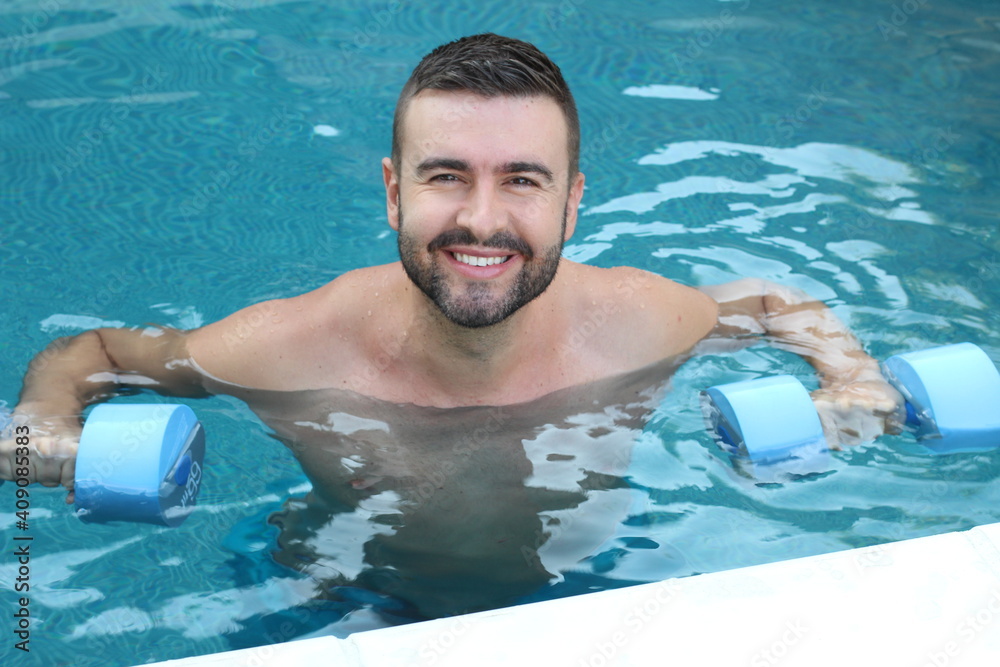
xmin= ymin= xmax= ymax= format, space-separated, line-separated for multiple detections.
xmin=208 ymin=358 xmax=678 ymax=619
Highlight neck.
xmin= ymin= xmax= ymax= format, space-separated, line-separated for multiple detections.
xmin=405 ymin=288 xmax=551 ymax=406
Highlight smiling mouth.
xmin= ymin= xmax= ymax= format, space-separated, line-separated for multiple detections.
xmin=450 ymin=252 xmax=513 ymax=267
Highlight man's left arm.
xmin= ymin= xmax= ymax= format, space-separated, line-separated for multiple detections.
xmin=696 ymin=278 xmax=904 ymax=447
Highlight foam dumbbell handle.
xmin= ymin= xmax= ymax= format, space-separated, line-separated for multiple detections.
xmin=704 ymin=375 xmax=827 ymax=464
xmin=74 ymin=404 xmax=205 ymax=527
xmin=882 ymin=342 xmax=1000 ymax=453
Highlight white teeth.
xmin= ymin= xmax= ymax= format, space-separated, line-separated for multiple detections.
xmin=453 ymin=252 xmax=510 ymax=267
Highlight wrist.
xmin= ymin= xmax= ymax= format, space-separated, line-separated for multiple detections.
xmin=13 ymin=397 xmax=82 ymax=424
xmin=817 ymin=351 xmax=885 ymax=388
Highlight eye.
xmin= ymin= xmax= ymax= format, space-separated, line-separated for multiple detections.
xmin=509 ymin=176 xmax=538 ymax=187
xmin=430 ymin=173 xmax=460 ymax=183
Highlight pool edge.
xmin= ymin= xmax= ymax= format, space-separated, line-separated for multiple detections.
xmin=141 ymin=522 xmax=1000 ymax=666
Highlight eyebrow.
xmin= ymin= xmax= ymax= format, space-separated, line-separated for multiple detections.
xmin=415 ymin=157 xmax=468 ymax=175
xmin=504 ymin=161 xmax=554 ymax=184
xmin=415 ymin=158 xmax=555 ymax=184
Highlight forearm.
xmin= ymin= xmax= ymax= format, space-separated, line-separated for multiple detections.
xmin=703 ymin=278 xmax=882 ymax=388
xmin=18 ymin=332 xmax=118 ymax=418
xmin=702 ymin=278 xmax=903 ymax=446
xmin=3 ymin=326 xmax=207 ymax=491
xmin=758 ymin=284 xmax=883 ymax=388
xmin=16 ymin=327 xmax=207 ymax=419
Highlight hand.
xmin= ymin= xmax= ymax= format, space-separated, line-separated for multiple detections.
xmin=811 ymin=378 xmax=905 ymax=449
xmin=0 ymin=409 xmax=81 ymax=503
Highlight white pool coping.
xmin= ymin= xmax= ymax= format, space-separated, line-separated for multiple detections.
xmin=143 ymin=521 xmax=1000 ymax=666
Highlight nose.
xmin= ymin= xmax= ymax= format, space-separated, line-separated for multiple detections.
xmin=456 ymin=181 xmax=507 ymax=242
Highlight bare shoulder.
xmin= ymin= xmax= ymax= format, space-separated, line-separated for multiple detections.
xmin=187 ymin=264 xmax=402 ymax=389
xmin=561 ymin=262 xmax=719 ymax=364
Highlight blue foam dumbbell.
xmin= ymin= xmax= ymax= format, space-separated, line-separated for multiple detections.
xmin=704 ymin=374 xmax=828 ymax=465
xmin=882 ymin=343 xmax=1000 ymax=452
xmin=2 ymin=403 xmax=205 ymax=527
xmin=704 ymin=342 xmax=1000 ymax=465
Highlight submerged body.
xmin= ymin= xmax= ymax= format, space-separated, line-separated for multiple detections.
xmin=231 ymin=358 xmax=674 ymax=618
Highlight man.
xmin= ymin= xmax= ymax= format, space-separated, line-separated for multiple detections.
xmin=1 ymin=34 xmax=900 ymax=617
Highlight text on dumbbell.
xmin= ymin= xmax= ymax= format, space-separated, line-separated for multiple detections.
xmin=180 ymin=461 xmax=203 ymax=508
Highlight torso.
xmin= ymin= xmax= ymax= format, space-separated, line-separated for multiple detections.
xmin=187 ymin=259 xmax=718 ymax=406
xmin=185 ymin=261 xmax=717 ymax=616
xmin=200 ymin=354 xmax=684 ymax=618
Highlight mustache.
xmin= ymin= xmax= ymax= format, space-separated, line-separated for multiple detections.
xmin=427 ymin=228 xmax=534 ymax=260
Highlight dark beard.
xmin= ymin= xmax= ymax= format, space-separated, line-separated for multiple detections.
xmin=397 ymin=210 xmax=566 ymax=329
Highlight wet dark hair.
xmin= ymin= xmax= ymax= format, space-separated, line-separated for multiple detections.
xmin=391 ymin=33 xmax=580 ymax=181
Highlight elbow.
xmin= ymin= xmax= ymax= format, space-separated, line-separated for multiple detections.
xmin=760 ymin=281 xmax=815 ymax=315
xmin=88 ymin=328 xmax=122 ymax=372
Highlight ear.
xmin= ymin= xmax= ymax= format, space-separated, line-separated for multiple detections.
xmin=382 ymin=157 xmax=401 ymax=231
xmin=562 ymin=171 xmax=585 ymax=242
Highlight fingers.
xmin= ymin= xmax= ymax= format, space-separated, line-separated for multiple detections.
xmin=60 ymin=457 xmax=76 ymax=493
xmin=0 ymin=411 xmax=81 ymax=512
xmin=60 ymin=457 xmax=76 ymax=506
xmin=0 ymin=445 xmax=12 ymax=482
xmin=881 ymin=405 xmax=906 ymax=436
xmin=25 ymin=452 xmax=70 ymax=487
xmin=0 ymin=424 xmax=80 ymax=488
xmin=815 ymin=407 xmax=842 ymax=451
xmin=812 ymin=380 xmax=905 ymax=449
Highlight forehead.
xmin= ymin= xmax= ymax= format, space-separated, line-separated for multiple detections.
xmin=398 ymin=90 xmax=570 ymax=172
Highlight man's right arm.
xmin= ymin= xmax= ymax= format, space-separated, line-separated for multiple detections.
xmin=1 ymin=326 xmax=207 ymax=493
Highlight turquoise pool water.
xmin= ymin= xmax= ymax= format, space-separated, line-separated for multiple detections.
xmin=2 ymin=0 xmax=999 ymax=664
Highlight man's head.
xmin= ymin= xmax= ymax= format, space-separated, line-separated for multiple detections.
xmin=391 ymin=33 xmax=580 ymax=182
xmin=385 ymin=35 xmax=585 ymax=330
